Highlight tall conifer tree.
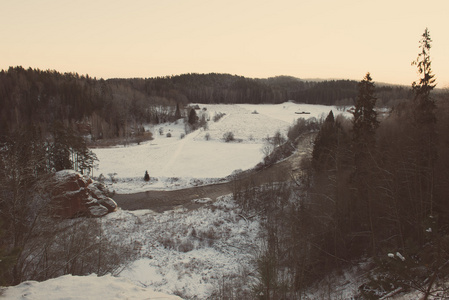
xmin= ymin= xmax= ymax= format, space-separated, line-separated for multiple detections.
xmin=351 ymin=73 xmax=379 ymax=254
xmin=412 ymin=27 xmax=436 ymax=124
xmin=312 ymin=111 xmax=337 ymax=170
xmin=352 ymin=72 xmax=379 ymax=163
xmin=411 ymin=28 xmax=437 ymax=218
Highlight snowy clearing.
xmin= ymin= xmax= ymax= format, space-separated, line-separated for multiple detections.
xmin=92 ymin=102 xmax=350 ymax=193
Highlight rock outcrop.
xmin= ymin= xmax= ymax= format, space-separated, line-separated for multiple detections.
xmin=50 ymin=170 xmax=117 ymax=218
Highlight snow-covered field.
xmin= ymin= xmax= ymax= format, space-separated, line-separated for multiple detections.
xmin=93 ymin=102 xmax=350 ymax=193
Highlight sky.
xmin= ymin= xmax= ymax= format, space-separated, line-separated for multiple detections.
xmin=1 ymin=0 xmax=448 ymax=87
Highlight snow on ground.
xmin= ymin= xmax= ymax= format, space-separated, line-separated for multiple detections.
xmin=92 ymin=102 xmax=350 ymax=193
xmin=77 ymin=103 xmax=353 ymax=298
xmin=1 ymin=195 xmax=258 ymax=300
xmin=102 ymin=195 xmax=260 ymax=299
xmin=0 ymin=273 xmax=182 ymax=300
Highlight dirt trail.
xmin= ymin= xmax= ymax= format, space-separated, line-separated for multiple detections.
xmin=113 ymin=134 xmax=315 ymax=212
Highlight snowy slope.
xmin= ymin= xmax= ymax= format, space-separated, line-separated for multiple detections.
xmin=103 ymin=195 xmax=260 ymax=299
xmin=1 ymin=273 xmax=182 ymax=300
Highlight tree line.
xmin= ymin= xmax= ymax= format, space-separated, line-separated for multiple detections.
xmin=123 ymin=73 xmax=412 ymax=106
xmin=1 ymin=68 xmax=413 ymax=139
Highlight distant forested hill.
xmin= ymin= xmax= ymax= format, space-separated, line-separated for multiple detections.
xmin=123 ymin=73 xmax=412 ymax=106
xmin=0 ymin=67 xmax=412 ymax=138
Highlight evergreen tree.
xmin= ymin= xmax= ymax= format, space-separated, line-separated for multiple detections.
xmin=188 ymin=108 xmax=198 ymax=126
xmin=144 ymin=170 xmax=150 ymax=181
xmin=71 ymin=135 xmax=98 ymax=176
xmin=174 ymin=103 xmax=182 ymax=120
xmin=312 ymin=111 xmax=337 ymax=170
xmin=410 ymin=28 xmax=438 ymax=221
xmin=50 ymin=122 xmax=72 ymax=171
xmin=352 ymin=72 xmax=379 ymax=166
xmin=412 ymin=27 xmax=436 ymax=125
xmin=351 ymin=73 xmax=379 ymax=255
xmin=411 ymin=28 xmax=437 ymax=148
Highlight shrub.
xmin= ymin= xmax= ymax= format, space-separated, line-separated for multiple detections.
xmin=199 ymin=114 xmax=208 ymax=130
xmin=223 ymin=131 xmax=234 ymax=142
xmin=213 ymin=112 xmax=226 ymax=122
xmin=166 ymin=132 xmax=172 ymax=138
xmin=178 ymin=240 xmax=195 ymax=253
xmin=273 ymin=130 xmax=286 ymax=147
xmin=287 ymin=117 xmax=320 ymax=141
xmin=97 ymin=173 xmax=105 ymax=184
xmin=108 ymin=172 xmax=117 ymax=183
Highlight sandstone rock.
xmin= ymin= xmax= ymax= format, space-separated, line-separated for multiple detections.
xmin=97 ymin=197 xmax=117 ymax=212
xmin=50 ymin=170 xmax=117 ymax=218
xmin=88 ymin=204 xmax=109 ymax=217
xmin=86 ymin=184 xmax=117 ymax=213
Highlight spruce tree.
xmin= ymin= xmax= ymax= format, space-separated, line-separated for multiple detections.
xmin=412 ymin=27 xmax=436 ymax=125
xmin=188 ymin=109 xmax=198 ymax=126
xmin=411 ymin=28 xmax=437 ymax=219
xmin=352 ymin=72 xmax=379 ymax=168
xmin=312 ymin=110 xmax=337 ymax=170
xmin=144 ymin=170 xmax=150 ymax=181
xmin=51 ymin=122 xmax=72 ymax=171
xmin=351 ymin=73 xmax=379 ymax=255
xmin=174 ymin=103 xmax=182 ymax=120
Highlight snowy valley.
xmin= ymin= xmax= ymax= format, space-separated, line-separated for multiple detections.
xmin=3 ymin=102 xmax=448 ymax=300
xmin=2 ymin=102 xmax=352 ymax=299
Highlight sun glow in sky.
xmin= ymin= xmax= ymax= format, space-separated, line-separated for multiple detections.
xmin=1 ymin=0 xmax=448 ymax=86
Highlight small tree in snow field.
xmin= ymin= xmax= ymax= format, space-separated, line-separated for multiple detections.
xmin=223 ymin=132 xmax=235 ymax=142
xmin=144 ymin=170 xmax=150 ymax=181
xmin=188 ymin=109 xmax=199 ymax=126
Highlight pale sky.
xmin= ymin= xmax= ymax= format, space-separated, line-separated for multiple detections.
xmin=1 ymin=0 xmax=448 ymax=87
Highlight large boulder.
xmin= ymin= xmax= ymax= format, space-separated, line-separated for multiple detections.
xmin=50 ymin=170 xmax=117 ymax=218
